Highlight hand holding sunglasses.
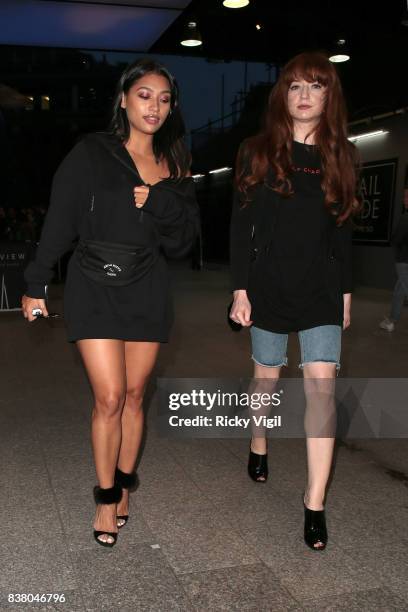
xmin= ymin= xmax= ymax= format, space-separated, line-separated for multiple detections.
xmin=32 ymin=308 xmax=61 ymax=319
xmin=21 ymin=294 xmax=61 ymax=322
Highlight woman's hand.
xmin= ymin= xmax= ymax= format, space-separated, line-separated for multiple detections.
xmin=230 ymin=289 xmax=253 ymax=327
xmin=134 ymin=186 xmax=150 ymax=208
xmin=21 ymin=295 xmax=48 ymax=322
xmin=343 ymin=293 xmax=351 ymax=330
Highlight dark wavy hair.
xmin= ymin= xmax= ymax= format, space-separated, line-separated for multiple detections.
xmin=109 ymin=57 xmax=191 ymax=179
xmin=236 ymin=52 xmax=361 ymax=222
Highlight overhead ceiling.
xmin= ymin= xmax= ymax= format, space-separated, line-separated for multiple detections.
xmin=1 ymin=0 xmax=407 ymax=119
xmin=0 ymin=0 xmax=191 ymax=51
xmin=58 ymin=1 xmax=189 ymax=6
xmin=54 ymin=0 xmax=189 ymax=6
xmin=151 ymin=0 xmax=408 ymax=119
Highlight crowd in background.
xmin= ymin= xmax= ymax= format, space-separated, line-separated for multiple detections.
xmin=0 ymin=206 xmax=46 ymax=243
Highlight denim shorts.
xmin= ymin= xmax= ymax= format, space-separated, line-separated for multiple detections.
xmin=250 ymin=325 xmax=342 ymax=371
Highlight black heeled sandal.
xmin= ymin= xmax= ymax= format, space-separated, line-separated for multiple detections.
xmin=114 ymin=467 xmax=139 ymax=529
xmin=248 ymin=442 xmax=268 ymax=482
xmin=93 ymin=483 xmax=122 ymax=548
xmin=303 ymin=499 xmax=328 ymax=551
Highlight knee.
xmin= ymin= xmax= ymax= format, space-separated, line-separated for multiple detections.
xmin=303 ymin=376 xmax=336 ymax=399
xmin=94 ymin=391 xmax=125 ymax=420
xmin=125 ymin=384 xmax=146 ymax=411
xmin=302 ymin=362 xmax=338 ymax=381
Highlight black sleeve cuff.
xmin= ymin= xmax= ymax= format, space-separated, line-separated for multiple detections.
xmin=141 ymin=189 xmax=158 ymax=214
xmin=231 ymin=280 xmax=249 ymax=291
xmin=142 ymin=183 xmax=172 ymax=217
xmin=25 ymin=283 xmax=47 ymax=299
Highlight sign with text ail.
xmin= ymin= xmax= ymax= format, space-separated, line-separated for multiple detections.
xmin=353 ymin=158 xmax=398 ymax=245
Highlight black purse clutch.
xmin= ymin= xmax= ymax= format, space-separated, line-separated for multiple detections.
xmin=227 ymin=300 xmax=242 ymax=332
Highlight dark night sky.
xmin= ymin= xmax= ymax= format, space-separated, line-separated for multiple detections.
xmin=90 ymin=50 xmax=274 ymax=136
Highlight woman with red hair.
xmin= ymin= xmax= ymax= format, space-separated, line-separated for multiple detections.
xmin=229 ymin=52 xmax=360 ymax=550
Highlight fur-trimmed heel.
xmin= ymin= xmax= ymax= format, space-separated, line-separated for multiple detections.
xmin=93 ymin=483 xmax=122 ymax=548
xmin=114 ymin=467 xmax=139 ymax=528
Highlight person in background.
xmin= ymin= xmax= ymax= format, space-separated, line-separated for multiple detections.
xmin=380 ymin=188 xmax=408 ymax=332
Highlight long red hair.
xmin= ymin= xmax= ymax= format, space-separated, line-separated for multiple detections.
xmin=236 ymin=52 xmax=361 ymax=222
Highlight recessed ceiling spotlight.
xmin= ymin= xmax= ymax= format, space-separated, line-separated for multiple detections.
xmin=223 ymin=0 xmax=250 ymax=8
xmin=255 ymin=23 xmax=262 ymax=30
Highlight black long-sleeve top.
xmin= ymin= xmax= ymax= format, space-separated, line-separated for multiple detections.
xmin=230 ymin=140 xmax=353 ymax=333
xmin=24 ymin=132 xmax=199 ymax=342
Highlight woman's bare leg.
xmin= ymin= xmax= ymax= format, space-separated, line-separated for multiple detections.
xmin=116 ymin=341 xmax=160 ymax=521
xmin=250 ymin=363 xmax=281 ymax=459
xmin=303 ymin=362 xmax=336 ymax=517
xmin=77 ymin=339 xmax=126 ymax=544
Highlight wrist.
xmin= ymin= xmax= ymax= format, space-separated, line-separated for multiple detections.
xmin=233 ymin=289 xmax=248 ymax=297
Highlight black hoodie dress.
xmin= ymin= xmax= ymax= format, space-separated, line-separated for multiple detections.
xmin=24 ymin=132 xmax=200 ymax=342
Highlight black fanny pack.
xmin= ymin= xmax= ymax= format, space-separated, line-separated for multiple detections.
xmin=75 ymin=239 xmax=159 ymax=286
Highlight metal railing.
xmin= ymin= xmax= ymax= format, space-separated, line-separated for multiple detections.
xmin=191 ymin=90 xmax=249 ymax=136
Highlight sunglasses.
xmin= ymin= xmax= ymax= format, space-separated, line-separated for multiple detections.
xmin=31 ymin=308 xmax=61 ymax=320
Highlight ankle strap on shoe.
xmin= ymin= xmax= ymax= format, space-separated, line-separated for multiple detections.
xmin=93 ymin=483 xmax=122 ymax=505
xmin=115 ymin=467 xmax=138 ymax=490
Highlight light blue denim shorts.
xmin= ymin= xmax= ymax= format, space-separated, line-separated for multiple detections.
xmin=250 ymin=325 xmax=342 ymax=371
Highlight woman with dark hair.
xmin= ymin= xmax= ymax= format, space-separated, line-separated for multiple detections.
xmin=229 ymin=52 xmax=360 ymax=550
xmin=21 ymin=58 xmax=199 ymax=547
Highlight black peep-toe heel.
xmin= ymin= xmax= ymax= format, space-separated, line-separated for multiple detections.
xmin=248 ymin=442 xmax=268 ymax=482
xmin=93 ymin=483 xmax=122 ymax=548
xmin=303 ymin=499 xmax=328 ymax=551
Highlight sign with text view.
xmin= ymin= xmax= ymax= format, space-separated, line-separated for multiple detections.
xmin=353 ymin=158 xmax=398 ymax=245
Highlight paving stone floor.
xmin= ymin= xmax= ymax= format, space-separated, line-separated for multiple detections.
xmin=1 ymin=263 xmax=408 ymax=611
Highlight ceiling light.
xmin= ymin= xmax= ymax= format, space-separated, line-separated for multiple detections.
xmin=329 ymin=38 xmax=350 ymax=63
xmin=192 ymin=173 xmax=206 ymax=179
xmin=209 ymin=167 xmax=232 ymax=174
xmin=348 ymin=129 xmax=389 ymax=143
xmin=402 ymin=0 xmax=408 ymax=26
xmin=255 ymin=24 xmax=262 ymax=30
xmin=329 ymin=53 xmax=350 ymax=63
xmin=223 ymin=0 xmax=250 ymax=8
xmin=180 ymin=21 xmax=202 ymax=47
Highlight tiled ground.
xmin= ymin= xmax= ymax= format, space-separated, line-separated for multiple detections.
xmin=1 ymin=263 xmax=407 ymax=611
